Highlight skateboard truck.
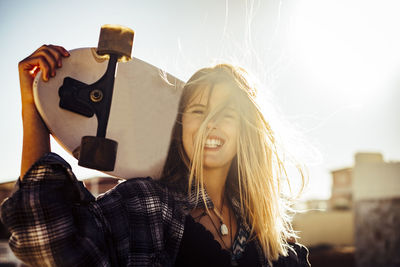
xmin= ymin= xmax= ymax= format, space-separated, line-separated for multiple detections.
xmin=58 ymin=25 xmax=134 ymax=171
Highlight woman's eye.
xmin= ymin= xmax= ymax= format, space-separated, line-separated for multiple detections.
xmin=192 ymin=110 xmax=204 ymax=114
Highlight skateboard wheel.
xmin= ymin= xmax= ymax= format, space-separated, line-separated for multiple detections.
xmin=78 ymin=136 xmax=118 ymax=171
xmin=97 ymin=24 xmax=134 ymax=60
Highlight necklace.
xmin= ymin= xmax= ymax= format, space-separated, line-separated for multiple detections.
xmin=212 ymin=196 xmax=229 ymax=236
xmin=207 ymin=204 xmax=233 ymax=251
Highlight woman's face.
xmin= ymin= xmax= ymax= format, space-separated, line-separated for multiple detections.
xmin=182 ymin=83 xmax=239 ymax=171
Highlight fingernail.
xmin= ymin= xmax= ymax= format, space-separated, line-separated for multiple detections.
xmin=58 ymin=61 xmax=62 ymax=67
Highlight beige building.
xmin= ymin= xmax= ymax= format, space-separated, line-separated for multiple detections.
xmin=330 ymin=167 xmax=353 ymax=209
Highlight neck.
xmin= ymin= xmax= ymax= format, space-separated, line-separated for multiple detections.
xmin=203 ymin=166 xmax=229 ymax=209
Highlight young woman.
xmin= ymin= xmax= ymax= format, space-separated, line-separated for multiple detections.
xmin=1 ymin=45 xmax=309 ymax=266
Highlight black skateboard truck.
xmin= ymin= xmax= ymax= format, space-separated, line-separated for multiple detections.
xmin=58 ymin=25 xmax=134 ymax=171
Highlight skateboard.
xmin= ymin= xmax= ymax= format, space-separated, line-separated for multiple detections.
xmin=33 ymin=25 xmax=185 ymax=179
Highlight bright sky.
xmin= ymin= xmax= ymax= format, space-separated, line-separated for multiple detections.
xmin=1 ymin=0 xmax=399 ymax=200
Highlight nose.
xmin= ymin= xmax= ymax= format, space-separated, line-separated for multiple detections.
xmin=206 ymin=117 xmax=217 ymax=129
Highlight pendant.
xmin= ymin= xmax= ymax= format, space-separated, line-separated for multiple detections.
xmin=220 ymin=223 xmax=229 ymax=236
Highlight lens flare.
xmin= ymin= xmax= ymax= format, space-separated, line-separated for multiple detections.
xmin=29 ymin=65 xmax=39 ymax=76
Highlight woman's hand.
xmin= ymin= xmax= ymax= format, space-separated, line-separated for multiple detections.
xmin=19 ymin=45 xmax=69 ymax=179
xmin=18 ymin=44 xmax=69 ymax=104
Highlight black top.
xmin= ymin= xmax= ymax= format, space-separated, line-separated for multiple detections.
xmin=175 ymin=215 xmax=261 ymax=267
xmin=175 ymin=215 xmax=310 ymax=267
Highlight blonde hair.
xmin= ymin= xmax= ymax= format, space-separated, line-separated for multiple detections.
xmin=161 ymin=64 xmax=304 ymax=264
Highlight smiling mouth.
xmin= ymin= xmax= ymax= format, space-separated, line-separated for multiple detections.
xmin=204 ymin=136 xmax=225 ymax=148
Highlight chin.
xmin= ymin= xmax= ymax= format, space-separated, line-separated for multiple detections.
xmin=203 ymin=160 xmax=231 ymax=170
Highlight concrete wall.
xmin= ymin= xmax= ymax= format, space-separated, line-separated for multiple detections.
xmin=293 ymin=210 xmax=354 ymax=247
xmin=354 ymin=198 xmax=400 ymax=267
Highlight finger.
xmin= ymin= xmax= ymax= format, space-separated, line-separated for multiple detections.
xmin=45 ymin=46 xmax=63 ymax=68
xmin=47 ymin=45 xmax=70 ymax=68
xmin=26 ymin=56 xmax=51 ymax=81
xmin=49 ymin=45 xmax=70 ymax=57
xmin=36 ymin=44 xmax=69 ymax=58
xmin=33 ymin=49 xmax=58 ymax=77
xmin=37 ymin=56 xmax=51 ymax=81
xmin=19 ymin=56 xmax=42 ymax=78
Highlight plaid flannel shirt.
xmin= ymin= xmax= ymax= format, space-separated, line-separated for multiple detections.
xmin=0 ymin=153 xmax=309 ymax=267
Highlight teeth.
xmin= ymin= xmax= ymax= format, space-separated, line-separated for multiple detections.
xmin=205 ymin=138 xmax=223 ymax=148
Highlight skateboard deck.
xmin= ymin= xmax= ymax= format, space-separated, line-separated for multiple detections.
xmin=33 ymin=47 xmax=184 ymax=179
